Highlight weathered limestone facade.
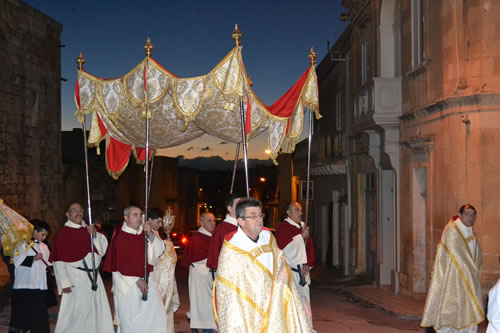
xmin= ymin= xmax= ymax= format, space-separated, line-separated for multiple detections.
xmin=399 ymin=0 xmax=500 ymax=295
xmin=293 ymin=0 xmax=500 ymax=298
xmin=0 ymin=0 xmax=63 ymax=231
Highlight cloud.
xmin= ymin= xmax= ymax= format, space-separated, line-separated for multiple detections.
xmin=186 ymin=146 xmax=194 ymax=151
xmin=201 ymin=146 xmax=212 ymax=151
xmin=219 ymin=141 xmax=228 ymax=145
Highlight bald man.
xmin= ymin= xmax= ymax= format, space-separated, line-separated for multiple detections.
xmin=276 ymin=201 xmax=315 ymax=328
xmin=181 ymin=213 xmax=217 ymax=332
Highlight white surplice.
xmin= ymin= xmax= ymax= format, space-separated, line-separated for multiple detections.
xmin=151 ymin=236 xmax=180 ymax=333
xmin=53 ymin=221 xmax=114 ymax=333
xmin=188 ymin=227 xmax=216 ymax=330
xmin=281 ymin=218 xmax=312 ymax=324
xmin=113 ymin=222 xmax=167 ymax=333
xmin=487 ymin=279 xmax=500 ymax=333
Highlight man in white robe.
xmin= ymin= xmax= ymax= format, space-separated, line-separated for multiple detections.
xmin=421 ymin=204 xmax=484 ymax=332
xmin=49 ymin=202 xmax=114 ymax=333
xmin=215 ymin=198 xmax=311 ymax=332
xmin=276 ymin=201 xmax=315 ymax=326
xmin=181 ymin=212 xmax=217 ymax=332
xmin=487 ymin=279 xmax=500 ymax=333
xmin=103 ymin=205 xmax=167 ymax=333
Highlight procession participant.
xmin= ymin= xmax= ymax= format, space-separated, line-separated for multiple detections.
xmin=215 ymin=197 xmax=311 ymax=332
xmin=103 ymin=205 xmax=167 ymax=333
xmin=49 ymin=203 xmax=114 ymax=333
xmin=149 ymin=208 xmax=179 ymax=333
xmin=487 ymin=279 xmax=500 ymax=333
xmin=276 ymin=201 xmax=315 ymax=326
xmin=421 ymin=204 xmax=484 ymax=332
xmin=206 ymin=193 xmax=241 ymax=271
xmin=181 ymin=212 xmax=217 ymax=332
xmin=10 ymin=219 xmax=51 ymax=333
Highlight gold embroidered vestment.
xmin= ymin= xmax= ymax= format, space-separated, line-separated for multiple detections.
xmin=421 ymin=221 xmax=484 ymax=330
xmin=214 ymin=234 xmax=311 ymax=332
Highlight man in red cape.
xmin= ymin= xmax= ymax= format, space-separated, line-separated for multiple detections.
xmin=103 ymin=205 xmax=167 ymax=333
xmin=49 ymin=202 xmax=114 ymax=333
xmin=181 ymin=212 xmax=217 ymax=332
xmin=206 ymin=194 xmax=241 ymax=271
xmin=275 ymin=201 xmax=315 ymax=328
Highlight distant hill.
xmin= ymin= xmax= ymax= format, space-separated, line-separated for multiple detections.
xmin=177 ymin=155 xmax=273 ymax=170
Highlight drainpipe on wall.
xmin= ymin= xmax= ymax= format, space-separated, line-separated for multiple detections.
xmin=345 ymin=51 xmax=352 ymax=276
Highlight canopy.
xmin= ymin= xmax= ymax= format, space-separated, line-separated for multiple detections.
xmin=75 ymin=29 xmax=321 ymax=179
xmin=0 ymin=199 xmax=33 ymax=258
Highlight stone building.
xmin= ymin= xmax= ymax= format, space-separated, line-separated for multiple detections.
xmin=283 ymin=0 xmax=500 ymax=298
xmin=399 ymin=0 xmax=500 ymax=295
xmin=285 ymin=26 xmax=351 ymax=269
xmin=0 ymin=0 xmax=63 ymax=231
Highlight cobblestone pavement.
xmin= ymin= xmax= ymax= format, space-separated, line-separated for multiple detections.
xmin=0 ymin=261 xmax=487 ymax=332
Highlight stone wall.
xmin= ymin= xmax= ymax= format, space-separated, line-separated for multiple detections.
xmin=0 ymin=0 xmax=63 ymax=234
xmin=399 ymin=1 xmax=500 ymax=295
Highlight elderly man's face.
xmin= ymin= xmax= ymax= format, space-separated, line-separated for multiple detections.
xmin=201 ymin=213 xmax=215 ymax=233
xmin=287 ymin=202 xmax=303 ymax=223
xmin=125 ymin=207 xmax=143 ymax=231
xmin=66 ymin=204 xmax=84 ymax=225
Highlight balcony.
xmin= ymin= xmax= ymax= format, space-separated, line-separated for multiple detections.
xmin=353 ymin=77 xmax=402 ymax=131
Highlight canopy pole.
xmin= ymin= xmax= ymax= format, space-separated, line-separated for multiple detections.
xmin=304 ymin=47 xmax=317 ymax=228
xmin=304 ymin=108 xmax=313 ymax=228
xmin=76 ymin=52 xmax=98 ymax=291
xmin=142 ymin=39 xmax=154 ymax=301
xmin=229 ymin=144 xmax=240 ymax=194
xmin=147 ymin=151 xmax=155 ymax=201
xmin=142 ymin=114 xmax=150 ymax=301
xmin=239 ymin=97 xmax=250 ymax=197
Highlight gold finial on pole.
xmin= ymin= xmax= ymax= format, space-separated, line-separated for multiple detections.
xmin=144 ymin=37 xmax=154 ymax=57
xmin=232 ymin=24 xmax=242 ymax=47
xmin=308 ymin=47 xmax=317 ymax=66
xmin=76 ymin=52 xmax=85 ymax=70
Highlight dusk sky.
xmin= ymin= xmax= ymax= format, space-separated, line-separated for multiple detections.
xmin=26 ymin=0 xmax=347 ymax=160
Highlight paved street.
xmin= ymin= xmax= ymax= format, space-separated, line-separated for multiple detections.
xmin=0 ymin=259 xmax=436 ymax=333
xmin=310 ymin=287 xmax=421 ymax=332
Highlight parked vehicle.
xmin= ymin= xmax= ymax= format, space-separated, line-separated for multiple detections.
xmin=169 ymin=231 xmax=188 ymax=254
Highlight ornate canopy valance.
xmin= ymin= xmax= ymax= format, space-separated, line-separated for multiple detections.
xmin=75 ymin=26 xmax=321 ymax=179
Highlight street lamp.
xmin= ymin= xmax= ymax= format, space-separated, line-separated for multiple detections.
xmin=259 ymin=177 xmax=266 ymax=182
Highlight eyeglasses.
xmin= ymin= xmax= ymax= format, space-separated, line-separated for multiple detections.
xmin=242 ymin=213 xmax=265 ymax=220
xmin=68 ymin=209 xmax=84 ymax=214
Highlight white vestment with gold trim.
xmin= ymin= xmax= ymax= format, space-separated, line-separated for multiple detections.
xmin=421 ymin=219 xmax=484 ymax=332
xmin=215 ymin=227 xmax=311 ymax=332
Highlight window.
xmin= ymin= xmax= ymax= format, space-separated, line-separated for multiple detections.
xmin=326 ymin=135 xmax=332 ymax=157
xmin=338 ymin=133 xmax=345 ymax=157
xmin=412 ymin=0 xmax=424 ymax=67
xmin=333 ymin=133 xmax=345 ymax=158
xmin=301 ymin=181 xmax=314 ymax=201
xmin=361 ymin=40 xmax=369 ymax=84
xmin=336 ymin=93 xmax=343 ymax=130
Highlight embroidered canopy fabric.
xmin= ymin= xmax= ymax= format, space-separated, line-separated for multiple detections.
xmin=0 ymin=199 xmax=33 ymax=258
xmin=75 ymin=43 xmax=320 ymax=179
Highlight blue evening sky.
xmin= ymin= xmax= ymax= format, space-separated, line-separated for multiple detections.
xmin=26 ymin=0 xmax=347 ymax=159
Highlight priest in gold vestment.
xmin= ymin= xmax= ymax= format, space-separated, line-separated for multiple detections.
xmin=421 ymin=204 xmax=485 ymax=332
xmin=214 ymin=197 xmax=311 ymax=333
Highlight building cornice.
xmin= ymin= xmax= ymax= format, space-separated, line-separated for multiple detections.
xmin=401 ymin=93 xmax=500 ymax=122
